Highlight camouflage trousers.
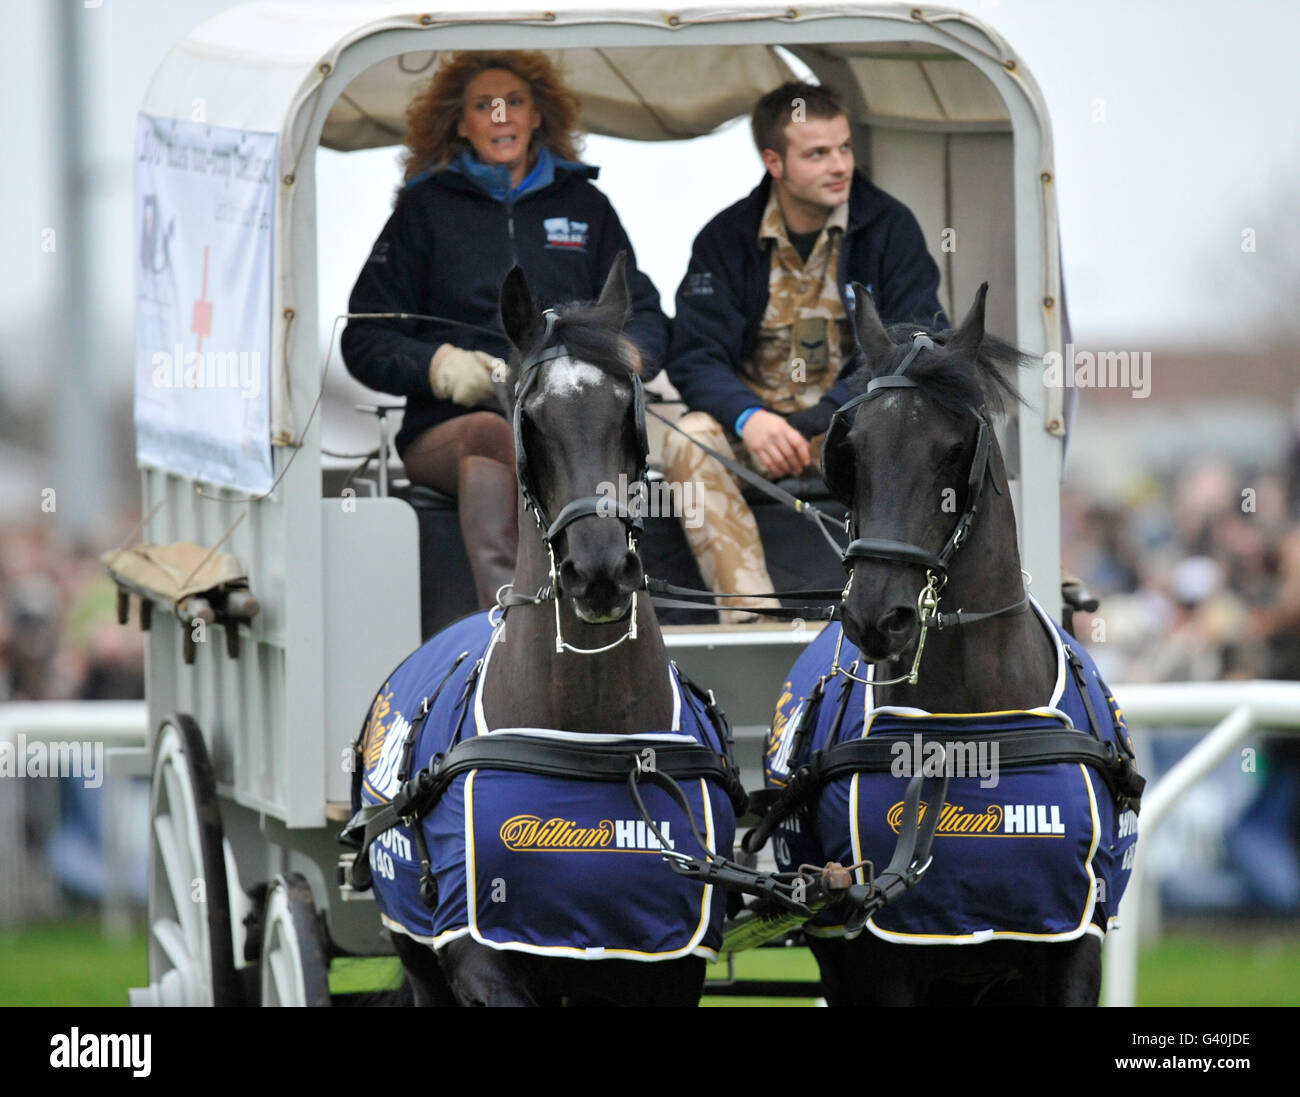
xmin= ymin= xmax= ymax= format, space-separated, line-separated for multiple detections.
xmin=659 ymin=411 xmax=823 ymax=624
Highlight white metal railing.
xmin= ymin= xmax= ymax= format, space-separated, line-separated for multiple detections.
xmin=0 ymin=700 xmax=147 ymax=743
xmin=1102 ymin=681 xmax=1300 ymax=1007
xmin=0 ymin=701 xmax=148 ymax=934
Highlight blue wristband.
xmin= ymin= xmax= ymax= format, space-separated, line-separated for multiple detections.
xmin=734 ymin=407 xmax=761 ymax=436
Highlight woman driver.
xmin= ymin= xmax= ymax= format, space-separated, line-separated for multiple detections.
xmin=342 ymin=51 xmax=668 ymax=609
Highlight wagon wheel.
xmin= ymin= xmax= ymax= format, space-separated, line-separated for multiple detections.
xmin=259 ymin=873 xmax=332 ymax=1007
xmin=130 ymin=714 xmax=241 ymax=1006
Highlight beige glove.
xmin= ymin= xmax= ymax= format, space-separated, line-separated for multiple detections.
xmin=429 ymin=344 xmax=499 ymax=407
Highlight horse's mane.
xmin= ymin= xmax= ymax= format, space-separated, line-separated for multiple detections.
xmin=850 ymin=321 xmax=1029 ymax=419
xmin=511 ymin=293 xmax=637 ymax=383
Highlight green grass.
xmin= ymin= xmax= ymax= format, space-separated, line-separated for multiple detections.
xmin=3 ymin=920 xmax=1298 ymax=1006
xmin=0 ymin=919 xmax=149 ymax=1006
xmin=701 ymin=945 xmax=823 ymax=1006
xmin=1130 ymin=933 xmax=1300 ymax=1006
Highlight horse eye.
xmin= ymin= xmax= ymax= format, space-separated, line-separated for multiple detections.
xmin=940 ymin=442 xmax=964 ymax=467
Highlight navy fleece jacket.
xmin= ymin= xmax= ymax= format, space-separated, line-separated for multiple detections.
xmin=666 ymin=171 xmax=947 ymax=435
xmin=341 ymin=150 xmax=669 ymax=457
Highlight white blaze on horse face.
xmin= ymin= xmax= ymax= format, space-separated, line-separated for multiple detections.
xmin=536 ymin=356 xmax=609 ymax=401
xmin=530 ymin=356 xmax=632 ymax=437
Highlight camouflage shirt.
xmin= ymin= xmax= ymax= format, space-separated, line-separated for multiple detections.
xmin=745 ymin=189 xmax=852 ymax=414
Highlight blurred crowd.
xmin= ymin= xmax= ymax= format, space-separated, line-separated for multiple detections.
xmin=1064 ymin=459 xmax=1300 ymax=687
xmin=0 ymin=519 xmax=144 ymax=705
xmin=1061 ymin=426 xmax=1300 ymax=917
xmin=1066 ymin=465 xmax=1300 ymax=691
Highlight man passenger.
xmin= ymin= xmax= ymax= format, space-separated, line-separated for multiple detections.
xmin=662 ymin=81 xmax=947 ymax=621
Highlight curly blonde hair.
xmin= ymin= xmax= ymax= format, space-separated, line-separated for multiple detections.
xmin=399 ymin=51 xmax=584 ymax=193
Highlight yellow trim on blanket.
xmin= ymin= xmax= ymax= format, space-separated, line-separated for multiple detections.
xmin=862 ymin=708 xmax=1074 ymax=736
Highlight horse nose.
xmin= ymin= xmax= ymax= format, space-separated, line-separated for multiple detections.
xmin=558 ymin=555 xmax=587 ymax=597
xmin=842 ymin=602 xmax=916 ymax=662
xmin=557 ymin=547 xmax=643 ymax=601
xmin=611 ymin=548 xmax=644 ymax=596
xmin=877 ymin=604 xmax=916 ymax=641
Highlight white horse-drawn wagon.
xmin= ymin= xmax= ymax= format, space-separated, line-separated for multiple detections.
xmin=116 ymin=0 xmax=1070 ymax=1005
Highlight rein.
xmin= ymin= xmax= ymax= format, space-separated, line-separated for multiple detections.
xmin=645 ymin=404 xmax=849 ymax=559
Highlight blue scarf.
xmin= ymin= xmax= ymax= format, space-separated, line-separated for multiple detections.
xmin=438 ymin=145 xmax=596 ymax=204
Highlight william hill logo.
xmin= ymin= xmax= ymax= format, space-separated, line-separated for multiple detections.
xmin=887 ymin=800 xmax=1002 ymax=836
xmin=885 ymin=801 xmax=1066 ymax=837
xmin=500 ymin=815 xmax=674 ymax=852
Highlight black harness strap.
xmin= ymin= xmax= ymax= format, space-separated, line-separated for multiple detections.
xmin=647 ymin=594 xmax=839 ymax=621
xmin=813 ymin=732 xmax=1144 ymax=801
xmin=932 ymin=595 xmax=1031 ymax=629
xmin=431 ymin=736 xmax=745 ymax=805
xmin=501 ymin=576 xmax=844 ymax=618
xmin=742 ymin=672 xmax=850 ymax=854
xmin=545 ymin=496 xmax=642 ymax=542
xmin=671 ymin=662 xmax=739 ymax=774
xmin=644 ymin=576 xmax=845 ymax=602
xmin=841 ymin=759 xmax=950 ymax=936
xmin=396 ymin=651 xmax=471 ymax=784
xmin=841 ymin=539 xmax=945 ymax=572
xmin=346 ymin=649 xmax=473 ymax=889
xmin=1065 ymin=646 xmax=1105 ymax=744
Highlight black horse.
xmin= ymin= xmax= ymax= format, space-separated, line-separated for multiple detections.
xmin=360 ymin=255 xmax=734 ymax=1006
xmin=763 ymin=283 xmax=1139 ymax=1006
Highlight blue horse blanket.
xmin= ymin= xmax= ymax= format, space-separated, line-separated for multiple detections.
xmin=358 ymin=612 xmax=736 ymax=961
xmin=764 ymin=597 xmax=1138 ymax=943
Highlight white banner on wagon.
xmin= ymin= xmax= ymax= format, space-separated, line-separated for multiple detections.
xmin=133 ymin=113 xmax=277 ymax=494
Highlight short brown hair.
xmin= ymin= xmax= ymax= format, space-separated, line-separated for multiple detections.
xmin=751 ymin=82 xmax=846 ymax=158
xmin=399 ymin=51 xmax=584 ymax=192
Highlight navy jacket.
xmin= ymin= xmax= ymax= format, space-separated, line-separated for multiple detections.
xmin=667 ymin=171 xmax=948 ymax=434
xmin=341 ymin=155 xmax=669 ymax=457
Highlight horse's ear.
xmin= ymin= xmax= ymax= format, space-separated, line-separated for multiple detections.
xmin=500 ymin=264 xmax=543 ymax=352
xmin=851 ymin=282 xmax=893 ymax=370
xmin=947 ymin=282 xmax=988 ymax=360
xmin=595 ymin=251 xmax=631 ymax=327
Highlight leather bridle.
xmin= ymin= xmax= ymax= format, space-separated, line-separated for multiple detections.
xmin=500 ymin=310 xmax=652 ymax=654
xmin=821 ymin=332 xmax=1029 ymax=686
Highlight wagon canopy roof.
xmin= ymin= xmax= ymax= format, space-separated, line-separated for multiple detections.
xmin=142 ymin=0 xmax=1022 ymax=146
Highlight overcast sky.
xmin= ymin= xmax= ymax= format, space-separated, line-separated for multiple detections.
xmin=5 ymin=0 xmax=1300 ymax=408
